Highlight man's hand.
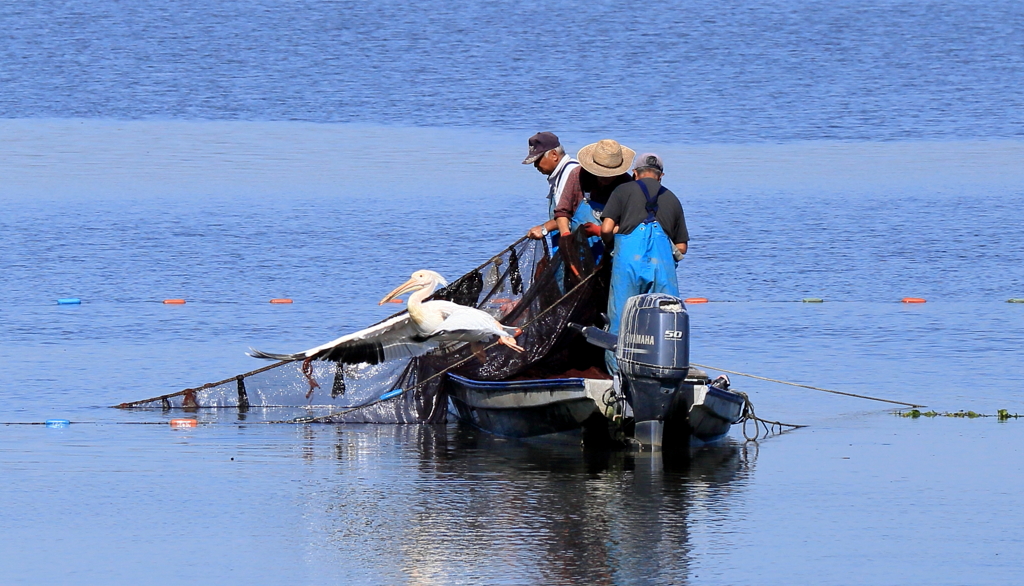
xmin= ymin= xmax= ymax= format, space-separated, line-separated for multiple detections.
xmin=673 ymin=243 xmax=687 ymax=263
xmin=581 ymin=222 xmax=602 ymax=237
xmin=527 ymin=225 xmax=546 ymax=239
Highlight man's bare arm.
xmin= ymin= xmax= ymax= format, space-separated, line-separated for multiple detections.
xmin=601 ymin=218 xmax=617 ymax=247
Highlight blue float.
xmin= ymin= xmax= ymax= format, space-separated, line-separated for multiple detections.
xmin=45 ymin=419 xmax=71 ymax=428
xmin=57 ymin=298 xmax=81 ymax=305
xmin=379 ymin=389 xmax=404 ymax=401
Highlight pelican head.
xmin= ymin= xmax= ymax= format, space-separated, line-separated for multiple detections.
xmin=379 ymin=270 xmax=448 ymax=305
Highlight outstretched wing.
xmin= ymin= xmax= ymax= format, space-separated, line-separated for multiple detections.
xmin=248 ymin=313 xmax=438 ymax=365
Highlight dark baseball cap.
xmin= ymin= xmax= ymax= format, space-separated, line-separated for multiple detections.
xmin=522 ymin=132 xmax=561 ymax=164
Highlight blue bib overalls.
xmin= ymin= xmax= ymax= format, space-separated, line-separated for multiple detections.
xmin=606 ymin=180 xmax=680 ymax=373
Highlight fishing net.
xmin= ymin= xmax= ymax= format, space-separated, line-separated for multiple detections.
xmin=116 ymin=230 xmax=610 ymax=423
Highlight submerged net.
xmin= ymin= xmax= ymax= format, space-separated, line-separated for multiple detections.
xmin=116 ymin=230 xmax=610 ymax=423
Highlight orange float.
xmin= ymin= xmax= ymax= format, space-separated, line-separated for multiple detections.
xmin=169 ymin=418 xmax=197 ymax=428
xmin=269 ymin=298 xmax=293 ymax=304
xmin=163 ymin=299 xmax=186 ymax=305
xmin=902 ymin=297 xmax=927 ymax=304
xmin=685 ymin=297 xmax=709 ymax=304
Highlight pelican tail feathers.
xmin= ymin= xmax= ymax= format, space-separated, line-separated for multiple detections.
xmin=247 ymin=348 xmax=305 ymax=361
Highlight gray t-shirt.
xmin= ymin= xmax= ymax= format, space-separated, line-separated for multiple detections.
xmin=602 ymin=178 xmax=689 ymax=244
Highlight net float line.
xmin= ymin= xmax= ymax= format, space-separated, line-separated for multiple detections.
xmin=51 ymin=296 xmax=1024 ymax=306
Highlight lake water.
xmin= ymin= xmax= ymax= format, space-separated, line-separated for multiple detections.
xmin=2 ymin=1 xmax=1024 ymax=584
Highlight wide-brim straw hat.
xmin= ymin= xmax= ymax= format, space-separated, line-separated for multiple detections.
xmin=577 ymin=139 xmax=636 ymax=177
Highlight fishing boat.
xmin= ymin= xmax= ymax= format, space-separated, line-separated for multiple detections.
xmin=446 ymin=293 xmax=746 ymax=450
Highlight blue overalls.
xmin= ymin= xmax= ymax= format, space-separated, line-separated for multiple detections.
xmin=569 ymin=195 xmax=606 ymax=262
xmin=606 ymin=180 xmax=680 ymax=374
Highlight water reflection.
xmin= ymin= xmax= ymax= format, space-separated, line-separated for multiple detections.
xmin=302 ymin=425 xmax=754 ymax=585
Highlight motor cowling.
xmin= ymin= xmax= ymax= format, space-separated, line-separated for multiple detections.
xmin=615 ymin=294 xmax=690 ymax=447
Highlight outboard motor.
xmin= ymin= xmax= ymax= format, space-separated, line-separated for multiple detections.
xmin=616 ymin=293 xmax=690 ymax=449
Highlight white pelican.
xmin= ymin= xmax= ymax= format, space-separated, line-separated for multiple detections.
xmin=248 ymin=271 xmax=524 ymax=386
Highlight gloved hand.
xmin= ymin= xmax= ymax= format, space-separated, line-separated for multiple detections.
xmin=581 ymin=222 xmax=602 ymax=237
xmin=673 ymin=246 xmax=685 ymax=261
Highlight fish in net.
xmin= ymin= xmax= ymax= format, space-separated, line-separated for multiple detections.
xmin=115 ymin=230 xmax=611 ymax=423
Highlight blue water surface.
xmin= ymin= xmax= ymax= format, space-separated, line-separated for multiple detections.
xmin=2 ymin=0 xmax=1023 ymax=140
xmin=2 ymin=1 xmax=1024 ymax=584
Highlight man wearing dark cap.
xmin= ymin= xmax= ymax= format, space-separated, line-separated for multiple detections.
xmin=522 ymin=132 xmax=579 ymax=240
xmin=600 ymin=153 xmax=689 ymax=373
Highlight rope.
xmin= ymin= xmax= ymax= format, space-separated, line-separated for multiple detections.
xmin=2 ymin=421 xmax=189 ymax=426
xmin=732 ymin=390 xmax=805 ymax=441
xmin=692 ymin=363 xmax=925 ymax=408
xmin=114 ymin=360 xmax=290 ymax=408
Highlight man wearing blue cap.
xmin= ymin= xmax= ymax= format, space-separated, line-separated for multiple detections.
xmin=523 ymin=132 xmax=579 ymax=240
xmin=600 ymin=153 xmax=689 ymax=372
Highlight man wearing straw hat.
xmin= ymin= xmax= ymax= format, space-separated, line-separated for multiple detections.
xmin=600 ymin=151 xmax=689 ymax=372
xmin=553 ymin=139 xmax=634 ymax=240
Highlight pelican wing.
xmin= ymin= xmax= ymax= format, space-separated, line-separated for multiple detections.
xmin=248 ymin=312 xmax=439 ymax=365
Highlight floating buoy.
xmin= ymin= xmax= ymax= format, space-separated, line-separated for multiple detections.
xmin=902 ymin=297 xmax=927 ymax=304
xmin=684 ymin=297 xmax=709 ymax=304
xmin=170 ymin=418 xmax=197 ymax=428
xmin=57 ymin=298 xmax=81 ymax=305
xmin=45 ymin=419 xmax=70 ymax=428
xmin=802 ymin=298 xmax=824 ymax=303
xmin=1008 ymin=299 xmax=1024 ymax=304
xmin=163 ymin=299 xmax=186 ymax=305
xmin=269 ymin=298 xmax=293 ymax=304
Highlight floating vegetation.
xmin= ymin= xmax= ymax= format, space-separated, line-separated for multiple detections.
xmin=897 ymin=409 xmax=1020 ymax=420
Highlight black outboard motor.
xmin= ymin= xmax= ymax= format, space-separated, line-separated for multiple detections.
xmin=615 ymin=293 xmax=690 ymax=448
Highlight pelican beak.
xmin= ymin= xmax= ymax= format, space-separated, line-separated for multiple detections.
xmin=379 ymin=278 xmax=419 ymax=305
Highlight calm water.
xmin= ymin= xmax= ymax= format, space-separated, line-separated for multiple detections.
xmin=2 ymin=0 xmax=1023 ymax=141
xmin=3 ymin=1 xmax=1024 ymax=584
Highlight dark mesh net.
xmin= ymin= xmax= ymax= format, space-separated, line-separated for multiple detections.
xmin=116 ymin=231 xmax=610 ymax=423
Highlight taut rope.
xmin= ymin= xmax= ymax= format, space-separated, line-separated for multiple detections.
xmin=692 ymin=363 xmax=925 ymax=409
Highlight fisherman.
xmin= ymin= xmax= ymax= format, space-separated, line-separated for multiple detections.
xmin=553 ymin=139 xmax=635 ymax=243
xmin=523 ymin=132 xmax=579 ymax=240
xmin=600 ymin=152 xmax=689 ymax=372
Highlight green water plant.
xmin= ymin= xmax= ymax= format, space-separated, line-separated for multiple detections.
xmin=897 ymin=409 xmax=1020 ymax=420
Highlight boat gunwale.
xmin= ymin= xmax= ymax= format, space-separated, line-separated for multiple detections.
xmin=447 ymin=373 xmax=590 ymax=390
